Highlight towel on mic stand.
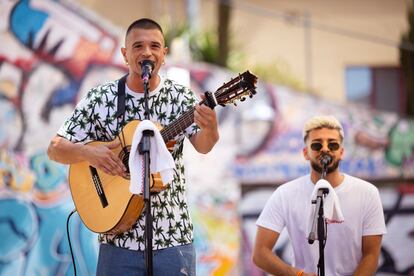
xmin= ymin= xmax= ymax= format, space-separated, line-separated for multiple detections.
xmin=307 ymin=179 xmax=345 ymax=238
xmin=128 ymin=120 xmax=175 ymax=195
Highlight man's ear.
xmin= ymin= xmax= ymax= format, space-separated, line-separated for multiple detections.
xmin=303 ymin=146 xmax=310 ymax=161
xmin=339 ymin=147 xmax=345 ymax=160
xmin=121 ymin=47 xmax=127 ymax=63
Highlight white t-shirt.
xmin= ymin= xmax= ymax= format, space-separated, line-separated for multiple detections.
xmin=256 ymin=174 xmax=387 ymax=276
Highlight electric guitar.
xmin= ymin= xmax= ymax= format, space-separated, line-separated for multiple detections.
xmin=68 ymin=71 xmax=257 ymax=234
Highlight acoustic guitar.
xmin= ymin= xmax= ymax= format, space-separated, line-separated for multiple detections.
xmin=68 ymin=71 xmax=257 ymax=234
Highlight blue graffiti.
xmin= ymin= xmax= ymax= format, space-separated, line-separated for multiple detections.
xmin=0 ymin=152 xmax=98 ymax=275
xmin=30 ymin=152 xmax=66 ymax=192
xmin=10 ymin=0 xmax=48 ymax=47
xmin=266 ymin=130 xmax=304 ymax=154
xmin=0 ymin=197 xmax=38 ymax=274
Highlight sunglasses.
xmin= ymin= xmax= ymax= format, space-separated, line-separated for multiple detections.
xmin=310 ymin=142 xmax=340 ymax=151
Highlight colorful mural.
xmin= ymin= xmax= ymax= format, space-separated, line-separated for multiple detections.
xmin=0 ymin=150 xmax=98 ymax=275
xmin=232 ymin=85 xmax=414 ymax=183
xmin=1 ymin=0 xmax=413 ymax=275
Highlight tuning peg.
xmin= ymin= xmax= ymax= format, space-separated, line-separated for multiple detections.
xmin=233 ymin=102 xmax=237 ymax=106
xmin=240 ymin=97 xmax=246 ymax=102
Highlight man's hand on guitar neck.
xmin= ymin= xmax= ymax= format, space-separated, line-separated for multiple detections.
xmin=190 ymin=104 xmax=219 ymax=154
xmin=48 ymin=136 xmax=127 ymax=177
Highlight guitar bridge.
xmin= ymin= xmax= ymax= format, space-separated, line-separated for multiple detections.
xmin=89 ymin=166 xmax=108 ymax=208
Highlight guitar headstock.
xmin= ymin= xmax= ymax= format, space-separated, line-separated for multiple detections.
xmin=214 ymin=71 xmax=258 ymax=106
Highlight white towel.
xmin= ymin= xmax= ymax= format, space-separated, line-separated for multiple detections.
xmin=307 ymin=179 xmax=344 ymax=239
xmin=128 ymin=120 xmax=175 ymax=195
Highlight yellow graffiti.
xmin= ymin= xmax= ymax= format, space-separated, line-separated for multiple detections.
xmin=201 ymin=253 xmax=236 ymax=276
xmin=0 ymin=150 xmax=34 ymax=192
xmin=0 ymin=79 xmax=18 ymax=98
xmin=192 ymin=202 xmax=240 ymax=275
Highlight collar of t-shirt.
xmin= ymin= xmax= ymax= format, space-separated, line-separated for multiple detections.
xmin=306 ymin=173 xmax=348 ymax=194
xmin=125 ymin=74 xmax=164 ymax=98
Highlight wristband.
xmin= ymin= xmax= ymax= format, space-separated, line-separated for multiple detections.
xmin=297 ymin=269 xmax=304 ymax=276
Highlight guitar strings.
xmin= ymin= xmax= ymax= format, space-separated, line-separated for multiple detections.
xmin=161 ymin=106 xmax=196 ymax=142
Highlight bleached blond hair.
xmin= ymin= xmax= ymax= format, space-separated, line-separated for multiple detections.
xmin=303 ymin=115 xmax=344 ymax=143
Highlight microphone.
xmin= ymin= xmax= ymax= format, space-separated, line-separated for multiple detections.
xmin=320 ymin=154 xmax=332 ymax=167
xmin=140 ymin=60 xmax=154 ymax=84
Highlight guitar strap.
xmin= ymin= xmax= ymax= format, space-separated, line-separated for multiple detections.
xmin=115 ymin=74 xmax=128 ymax=119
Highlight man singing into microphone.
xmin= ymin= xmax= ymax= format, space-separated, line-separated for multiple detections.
xmin=47 ymin=18 xmax=219 ymax=275
xmin=252 ymin=115 xmax=386 ymax=276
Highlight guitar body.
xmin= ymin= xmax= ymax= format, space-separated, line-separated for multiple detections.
xmin=69 ymin=120 xmax=166 ymax=234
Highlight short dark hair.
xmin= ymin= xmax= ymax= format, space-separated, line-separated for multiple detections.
xmin=125 ymin=18 xmax=164 ymax=38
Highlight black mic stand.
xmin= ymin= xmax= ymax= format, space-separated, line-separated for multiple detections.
xmin=139 ymin=74 xmax=154 ymax=276
xmin=308 ymin=163 xmax=329 ymax=276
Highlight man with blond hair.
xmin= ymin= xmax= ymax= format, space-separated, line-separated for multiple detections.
xmin=252 ymin=115 xmax=386 ymax=276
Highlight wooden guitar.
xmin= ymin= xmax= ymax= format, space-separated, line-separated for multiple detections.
xmin=68 ymin=71 xmax=257 ymax=234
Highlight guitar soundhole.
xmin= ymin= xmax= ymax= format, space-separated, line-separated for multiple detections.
xmin=119 ymin=146 xmax=131 ymax=180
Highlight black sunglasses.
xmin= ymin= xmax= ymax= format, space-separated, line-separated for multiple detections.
xmin=310 ymin=142 xmax=340 ymax=151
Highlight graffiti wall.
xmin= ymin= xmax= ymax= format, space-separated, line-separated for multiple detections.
xmin=1 ymin=1 xmax=413 ymax=276
xmin=232 ymin=84 xmax=414 ymax=183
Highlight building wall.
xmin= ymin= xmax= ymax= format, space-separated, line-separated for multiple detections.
xmin=207 ymin=0 xmax=410 ymax=101
xmin=78 ymin=0 xmax=411 ymax=101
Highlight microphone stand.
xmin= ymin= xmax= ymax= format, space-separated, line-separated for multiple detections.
xmin=139 ymin=75 xmax=154 ymax=276
xmin=308 ymin=163 xmax=329 ymax=276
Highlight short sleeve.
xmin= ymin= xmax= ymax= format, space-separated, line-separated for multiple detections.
xmin=182 ymin=88 xmax=200 ymax=139
xmin=256 ymin=188 xmax=286 ymax=234
xmin=362 ymin=186 xmax=387 ymax=236
xmin=57 ymin=89 xmax=96 ymax=143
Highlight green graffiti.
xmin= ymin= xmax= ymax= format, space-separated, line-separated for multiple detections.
xmin=386 ymin=120 xmax=414 ymax=166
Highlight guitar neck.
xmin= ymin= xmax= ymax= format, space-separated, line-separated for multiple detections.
xmin=160 ymin=101 xmax=203 ymax=142
xmin=160 ymin=70 xmax=257 ymax=142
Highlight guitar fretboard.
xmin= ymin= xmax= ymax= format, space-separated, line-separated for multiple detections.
xmin=160 ymin=103 xmax=201 ymax=142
